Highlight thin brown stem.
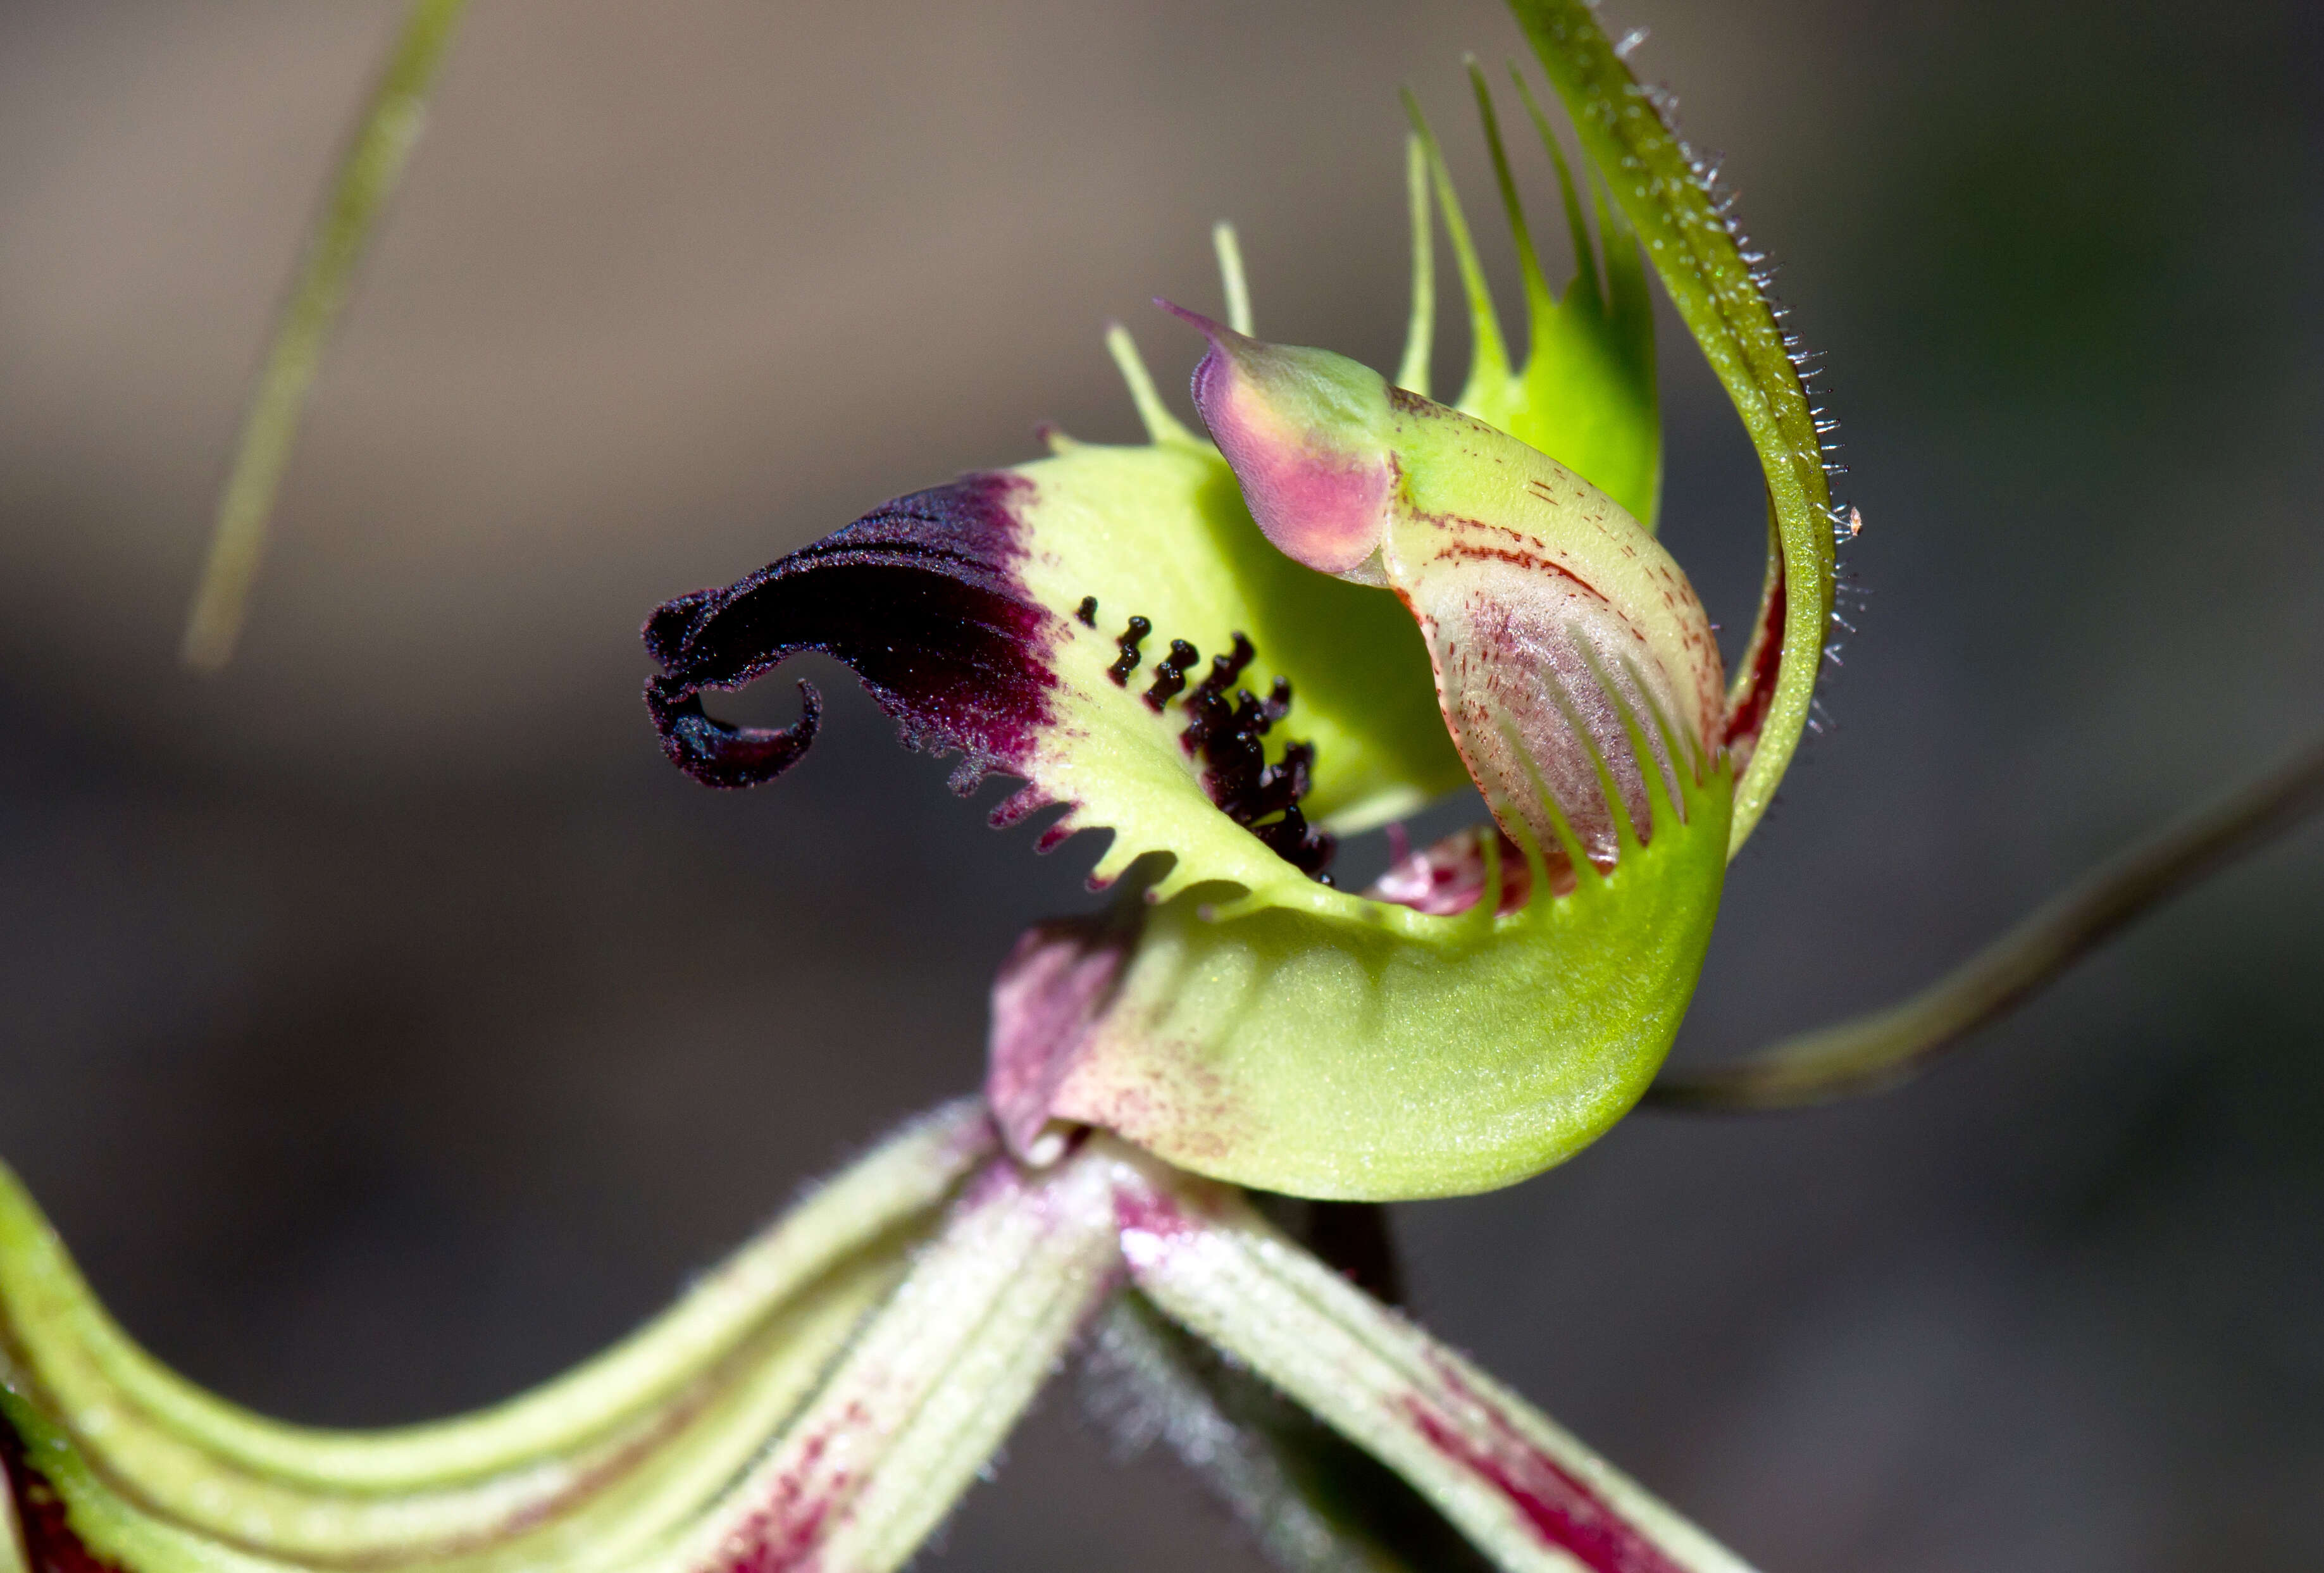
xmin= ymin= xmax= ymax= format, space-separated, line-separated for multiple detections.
xmin=1650 ymin=736 xmax=2324 ymax=1111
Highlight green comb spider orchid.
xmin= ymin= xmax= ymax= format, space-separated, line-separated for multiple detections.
xmin=11 ymin=4 xmax=2322 ymax=1573
xmin=640 ymin=51 xmax=1787 ymax=1200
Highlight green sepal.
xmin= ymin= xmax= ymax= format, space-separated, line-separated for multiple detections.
xmin=0 ymin=1105 xmax=991 ymax=1569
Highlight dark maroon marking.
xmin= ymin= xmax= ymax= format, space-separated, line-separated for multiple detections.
xmin=1107 ymin=616 xmax=1152 ymax=686
xmin=1720 ymin=556 xmax=1787 ymax=762
xmin=1176 ymin=651 xmax=1333 ymax=878
xmin=1076 ymin=595 xmax=1099 ymax=628
xmin=644 ymin=680 xmax=823 ymax=792
xmin=709 ymin=1415 xmax=848 ymax=1573
xmin=2 ymin=1412 xmax=125 ymax=1573
xmin=1179 ymin=631 xmax=1256 ymax=731
xmin=1436 ymin=541 xmax=1602 ymax=592
xmin=1398 ymin=1363 xmax=1688 ymax=1573
xmin=1261 ymin=676 xmax=1291 ymax=726
xmin=1141 ymin=638 xmax=1199 ymax=711
xmin=642 ymin=472 xmax=1058 ymax=793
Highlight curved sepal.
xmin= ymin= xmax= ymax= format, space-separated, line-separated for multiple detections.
xmin=0 ymin=1131 xmax=1116 ymax=1573
xmin=0 ymin=1107 xmax=994 ymax=1570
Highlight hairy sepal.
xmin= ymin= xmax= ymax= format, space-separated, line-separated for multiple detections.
xmin=1114 ymin=1155 xmax=1761 ymax=1571
xmin=1509 ymin=0 xmax=1840 ymax=855
xmin=0 ymin=1106 xmax=994 ymax=1571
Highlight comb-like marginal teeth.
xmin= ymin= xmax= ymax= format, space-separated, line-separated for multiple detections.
xmin=1617 ymin=650 xmax=1703 ymax=825
xmin=1508 ymin=66 xmax=1602 ymax=314
xmin=1539 ymin=661 xmax=1642 ymax=864
xmin=1396 ymin=134 xmax=1436 ymax=397
xmin=1499 ymin=714 xmax=1596 ymax=893
xmin=1466 ymin=59 xmax=1553 ymax=323
xmin=1401 ymin=89 xmax=1510 ymax=403
xmin=1581 ymin=644 xmax=1684 ymax=849
xmin=1104 ymin=324 xmax=1200 ymax=449
xmin=1211 ymin=221 xmax=1253 ymax=337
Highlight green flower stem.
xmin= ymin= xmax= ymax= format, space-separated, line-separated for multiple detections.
xmin=1509 ymin=0 xmax=1838 ymax=857
xmin=1650 ymin=737 xmax=2324 ymax=1110
xmin=178 ymin=0 xmax=469 ymax=673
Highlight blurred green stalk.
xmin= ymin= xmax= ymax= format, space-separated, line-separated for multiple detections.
xmin=180 ymin=0 xmax=469 ymax=673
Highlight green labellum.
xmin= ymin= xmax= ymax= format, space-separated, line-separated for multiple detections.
xmin=991 ymin=320 xmax=1732 ymax=1200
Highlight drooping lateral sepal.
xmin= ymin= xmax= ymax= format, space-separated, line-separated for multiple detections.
xmin=0 ymin=1106 xmax=997 ymax=1572
xmin=1110 ymin=1152 xmax=1762 ymax=1572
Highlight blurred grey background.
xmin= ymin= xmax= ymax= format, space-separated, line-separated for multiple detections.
xmin=2 ymin=1 xmax=2320 ymax=1569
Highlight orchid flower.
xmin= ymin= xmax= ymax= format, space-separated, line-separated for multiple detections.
xmin=15 ymin=4 xmax=2324 ymax=1573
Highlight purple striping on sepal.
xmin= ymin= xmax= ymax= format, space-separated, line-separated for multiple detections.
xmin=2 ymin=1414 xmax=125 ymax=1573
xmin=1398 ymin=1360 xmax=1687 ymax=1573
xmin=642 ymin=473 xmax=1059 ymax=793
xmin=700 ymin=1424 xmax=848 ymax=1573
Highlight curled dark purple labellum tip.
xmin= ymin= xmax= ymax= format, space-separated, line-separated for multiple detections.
xmin=644 ymin=676 xmax=821 ymax=790
xmin=641 ymin=472 xmax=1056 ymax=795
